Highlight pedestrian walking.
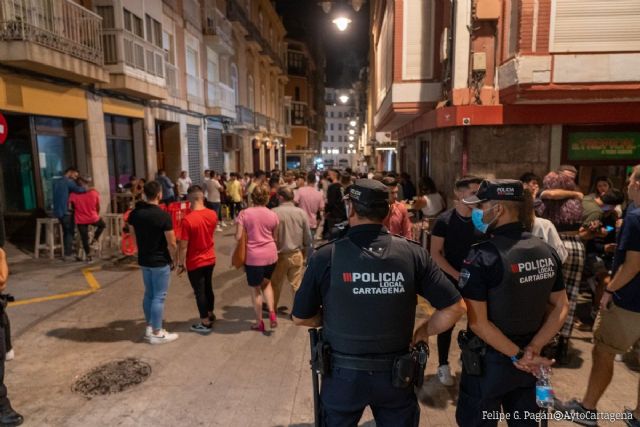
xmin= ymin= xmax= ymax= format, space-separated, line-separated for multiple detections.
xmin=294 ymin=172 xmax=325 ymax=238
xmin=271 ymin=186 xmax=312 ymax=309
xmin=68 ymin=177 xmax=106 ymax=263
xmin=429 ymin=175 xmax=483 ymax=386
xmin=204 ymin=171 xmax=223 ymax=230
xmin=226 ymin=173 xmax=243 ymax=219
xmin=382 ymin=177 xmax=413 ymax=239
xmin=52 ymin=167 xmax=86 ymax=261
xmin=292 ymin=179 xmax=465 ymax=426
xmin=177 ymin=171 xmax=192 ymax=201
xmin=235 ymin=186 xmax=280 ymax=332
xmin=456 ymin=180 xmax=569 ymax=426
xmin=127 ymin=181 xmax=179 ymax=345
xmin=323 ymin=171 xmax=350 ymax=240
xmin=177 ymin=185 xmax=218 ymax=335
xmin=0 ymin=247 xmax=23 ymax=427
xmin=555 ymin=164 xmax=640 ymax=426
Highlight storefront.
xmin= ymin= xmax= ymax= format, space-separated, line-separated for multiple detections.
xmin=562 ymin=125 xmax=640 ymax=191
xmin=0 ymin=113 xmax=87 ymax=214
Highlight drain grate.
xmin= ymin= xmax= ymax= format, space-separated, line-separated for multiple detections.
xmin=72 ymin=358 xmax=152 ymax=399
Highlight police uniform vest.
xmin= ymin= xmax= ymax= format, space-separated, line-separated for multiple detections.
xmin=323 ymin=235 xmax=417 ymax=355
xmin=485 ymin=233 xmax=558 ymax=337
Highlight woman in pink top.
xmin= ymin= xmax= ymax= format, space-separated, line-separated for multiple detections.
xmin=235 ymin=186 xmax=280 ymax=332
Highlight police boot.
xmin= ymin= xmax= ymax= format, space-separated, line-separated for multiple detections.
xmin=0 ymin=407 xmax=23 ymax=427
xmin=555 ymin=336 xmax=570 ymax=365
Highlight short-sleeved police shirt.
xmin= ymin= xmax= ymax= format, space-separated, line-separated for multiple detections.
xmin=612 ymin=204 xmax=640 ymax=313
xmin=292 ymin=224 xmax=461 ymax=319
xmin=459 ymin=223 xmax=565 ymax=302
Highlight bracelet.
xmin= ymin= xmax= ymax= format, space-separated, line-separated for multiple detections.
xmin=510 ymin=349 xmax=525 ymax=363
xmin=604 ymin=288 xmax=615 ymax=295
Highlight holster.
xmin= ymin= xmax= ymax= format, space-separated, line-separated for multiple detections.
xmin=391 ymin=342 xmax=429 ymax=389
xmin=458 ymin=330 xmax=486 ymax=376
xmin=311 ymin=331 xmax=331 ymax=377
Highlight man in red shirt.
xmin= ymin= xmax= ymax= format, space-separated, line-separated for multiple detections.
xmin=69 ymin=177 xmax=105 ymax=263
xmin=382 ymin=177 xmax=413 ymax=239
xmin=177 ymin=185 xmax=218 ymax=334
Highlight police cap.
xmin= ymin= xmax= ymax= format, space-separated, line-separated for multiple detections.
xmin=345 ymin=179 xmax=389 ymax=207
xmin=463 ymin=179 xmax=524 ymax=204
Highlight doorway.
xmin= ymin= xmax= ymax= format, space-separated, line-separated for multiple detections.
xmin=155 ymin=120 xmax=181 ymax=181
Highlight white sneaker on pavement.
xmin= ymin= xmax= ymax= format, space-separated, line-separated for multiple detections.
xmin=149 ymin=329 xmax=179 ymax=345
xmin=5 ymin=349 xmax=14 ymax=361
xmin=144 ymin=326 xmax=152 ymax=341
xmin=437 ymin=364 xmax=455 ymax=386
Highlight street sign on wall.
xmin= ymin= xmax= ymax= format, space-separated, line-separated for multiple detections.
xmin=0 ymin=113 xmax=7 ymax=145
xmin=567 ymin=131 xmax=640 ymax=161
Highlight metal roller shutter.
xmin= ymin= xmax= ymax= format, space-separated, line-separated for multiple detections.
xmin=207 ymin=128 xmax=224 ymax=174
xmin=187 ymin=125 xmax=201 ymax=185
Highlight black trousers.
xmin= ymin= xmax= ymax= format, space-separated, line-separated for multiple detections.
xmin=77 ymin=219 xmax=106 ymax=256
xmin=437 ymin=326 xmax=454 ymax=366
xmin=2 ymin=312 xmax=10 ymax=353
xmin=187 ymin=265 xmax=215 ymax=319
xmin=0 ymin=313 xmax=10 ymax=411
xmin=230 ymin=202 xmax=243 ymax=219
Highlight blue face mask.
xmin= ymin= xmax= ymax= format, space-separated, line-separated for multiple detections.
xmin=471 ymin=206 xmax=497 ymax=234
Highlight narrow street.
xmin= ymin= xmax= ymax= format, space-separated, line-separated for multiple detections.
xmin=2 ymin=231 xmax=637 ymax=426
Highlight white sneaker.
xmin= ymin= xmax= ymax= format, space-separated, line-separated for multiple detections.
xmin=437 ymin=364 xmax=455 ymax=386
xmin=216 ymin=226 xmax=223 ymax=232
xmin=149 ymin=329 xmax=179 ymax=345
xmin=144 ymin=326 xmax=152 ymax=341
xmin=5 ymin=349 xmax=14 ymax=361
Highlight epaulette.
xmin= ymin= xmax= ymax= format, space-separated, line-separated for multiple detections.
xmin=391 ymin=233 xmax=421 ymax=246
xmin=314 ymin=239 xmax=338 ymax=250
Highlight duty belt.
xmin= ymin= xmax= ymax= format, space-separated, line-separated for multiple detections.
xmin=330 ymin=354 xmax=399 ymax=371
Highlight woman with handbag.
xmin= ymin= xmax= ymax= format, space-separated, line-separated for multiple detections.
xmin=234 ymin=186 xmax=280 ymax=332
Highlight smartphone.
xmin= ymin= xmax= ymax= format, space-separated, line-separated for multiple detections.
xmin=605 ymin=225 xmax=615 ymax=232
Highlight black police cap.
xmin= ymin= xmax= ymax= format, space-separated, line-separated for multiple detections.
xmin=463 ymin=179 xmax=524 ymax=204
xmin=345 ymin=179 xmax=389 ymax=207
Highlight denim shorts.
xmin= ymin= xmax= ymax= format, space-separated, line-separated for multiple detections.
xmin=245 ymin=263 xmax=277 ymax=287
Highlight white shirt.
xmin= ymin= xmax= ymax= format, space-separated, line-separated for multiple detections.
xmin=532 ymin=217 xmax=569 ymax=263
xmin=420 ymin=193 xmax=445 ymax=217
xmin=205 ymin=178 xmax=223 ymax=203
xmin=177 ymin=177 xmax=192 ymax=196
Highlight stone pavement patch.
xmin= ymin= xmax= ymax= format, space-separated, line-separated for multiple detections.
xmin=72 ymin=358 xmax=152 ymax=399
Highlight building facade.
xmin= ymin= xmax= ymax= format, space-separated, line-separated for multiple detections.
xmin=284 ymin=38 xmax=324 ymax=171
xmin=322 ymin=88 xmax=359 ymax=170
xmin=369 ymin=0 xmax=640 ymax=196
xmin=0 ymin=0 xmax=289 ymax=242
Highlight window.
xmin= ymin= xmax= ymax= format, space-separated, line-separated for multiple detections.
xmin=96 ymin=6 xmax=114 ymax=28
xmin=338 ymin=123 xmax=342 ymax=131
xmin=144 ymin=15 xmax=162 ymax=47
xmin=330 ymin=111 xmax=334 ymax=118
xmin=402 ymin=0 xmax=435 ymax=79
xmin=231 ymin=64 xmax=239 ymax=104
xmin=330 ymin=135 xmax=334 ymax=142
xmin=123 ymin=8 xmax=143 ymax=37
xmin=338 ymin=135 xmax=343 ymax=142
xmin=186 ymin=47 xmax=199 ymax=96
xmin=330 ymin=123 xmax=334 ymax=131
xmin=261 ymin=84 xmax=266 ymax=113
xmin=248 ymin=75 xmax=255 ymax=110
xmin=163 ymin=31 xmax=175 ymax=65
xmin=105 ymin=115 xmax=136 ymax=195
xmin=376 ymin=2 xmax=393 ymax=104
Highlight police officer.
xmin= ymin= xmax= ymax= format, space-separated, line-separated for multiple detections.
xmin=292 ymin=179 xmax=465 ymax=426
xmin=455 ymin=180 xmax=569 ymax=426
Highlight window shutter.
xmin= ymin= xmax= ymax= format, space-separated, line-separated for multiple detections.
xmin=551 ymin=0 xmax=640 ymax=52
xmin=403 ymin=0 xmax=435 ymax=80
xmin=207 ymin=128 xmax=224 ymax=174
xmin=187 ymin=125 xmax=201 ymax=185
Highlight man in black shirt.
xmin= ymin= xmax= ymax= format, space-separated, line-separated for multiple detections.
xmin=430 ymin=175 xmax=483 ymax=386
xmin=293 ymin=179 xmax=465 ymax=426
xmin=127 ymin=181 xmax=179 ymax=345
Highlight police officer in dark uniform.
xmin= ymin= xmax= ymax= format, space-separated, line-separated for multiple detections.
xmin=292 ymin=179 xmax=466 ymax=426
xmin=455 ymin=180 xmax=569 ymax=426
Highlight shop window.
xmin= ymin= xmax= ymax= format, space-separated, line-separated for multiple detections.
xmin=37 ymin=135 xmax=75 ymax=212
xmin=105 ymin=115 xmax=136 ymax=194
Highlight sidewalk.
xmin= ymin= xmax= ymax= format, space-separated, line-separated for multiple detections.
xmin=2 ymin=232 xmax=638 ymax=426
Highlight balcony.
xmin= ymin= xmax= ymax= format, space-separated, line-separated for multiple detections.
xmin=102 ymin=28 xmax=167 ymax=99
xmin=291 ymin=101 xmax=309 ymax=127
xmin=269 ymin=118 xmax=276 ymax=133
xmin=226 ymin=0 xmax=284 ymax=70
xmin=0 ymin=0 xmax=108 ymax=83
xmin=235 ymin=105 xmax=254 ymax=129
xmin=255 ymin=112 xmax=268 ymax=131
xmin=206 ymin=80 xmax=236 ymax=119
xmin=203 ymin=2 xmax=233 ymax=55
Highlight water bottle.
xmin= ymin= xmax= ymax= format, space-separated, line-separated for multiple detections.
xmin=536 ymin=366 xmax=554 ymax=408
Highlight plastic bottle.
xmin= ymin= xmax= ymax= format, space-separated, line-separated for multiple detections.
xmin=536 ymin=366 xmax=555 ymax=408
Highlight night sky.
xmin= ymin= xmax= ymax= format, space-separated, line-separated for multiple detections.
xmin=276 ymin=0 xmax=370 ymax=89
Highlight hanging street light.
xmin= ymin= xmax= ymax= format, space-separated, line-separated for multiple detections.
xmin=339 ymin=94 xmax=350 ymax=103
xmin=318 ymin=1 xmax=366 ymax=31
xmin=349 ymin=120 xmax=356 ymax=127
xmin=332 ymin=16 xmax=352 ymax=31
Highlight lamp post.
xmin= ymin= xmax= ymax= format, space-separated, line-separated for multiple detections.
xmin=318 ymin=1 xmax=366 ymax=31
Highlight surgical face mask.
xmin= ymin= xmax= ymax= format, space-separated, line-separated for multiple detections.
xmin=471 ymin=205 xmax=498 ymax=234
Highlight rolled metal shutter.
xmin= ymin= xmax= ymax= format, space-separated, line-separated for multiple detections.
xmin=207 ymin=128 xmax=224 ymax=174
xmin=187 ymin=125 xmax=201 ymax=185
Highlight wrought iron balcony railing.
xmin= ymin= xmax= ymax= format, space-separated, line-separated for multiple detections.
xmin=0 ymin=0 xmax=104 ymax=65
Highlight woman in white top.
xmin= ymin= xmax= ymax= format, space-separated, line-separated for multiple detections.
xmin=414 ymin=176 xmax=446 ymax=218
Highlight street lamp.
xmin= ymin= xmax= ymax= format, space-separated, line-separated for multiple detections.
xmin=332 ymin=16 xmax=352 ymax=31
xmin=349 ymin=120 xmax=356 ymax=127
xmin=349 ymin=129 xmax=355 ymax=135
xmin=348 ymin=136 xmax=354 ymax=141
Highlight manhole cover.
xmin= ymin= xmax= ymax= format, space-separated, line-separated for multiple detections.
xmin=72 ymin=358 xmax=151 ymax=398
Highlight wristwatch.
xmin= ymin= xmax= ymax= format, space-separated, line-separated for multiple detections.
xmin=510 ymin=349 xmax=525 ymax=363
